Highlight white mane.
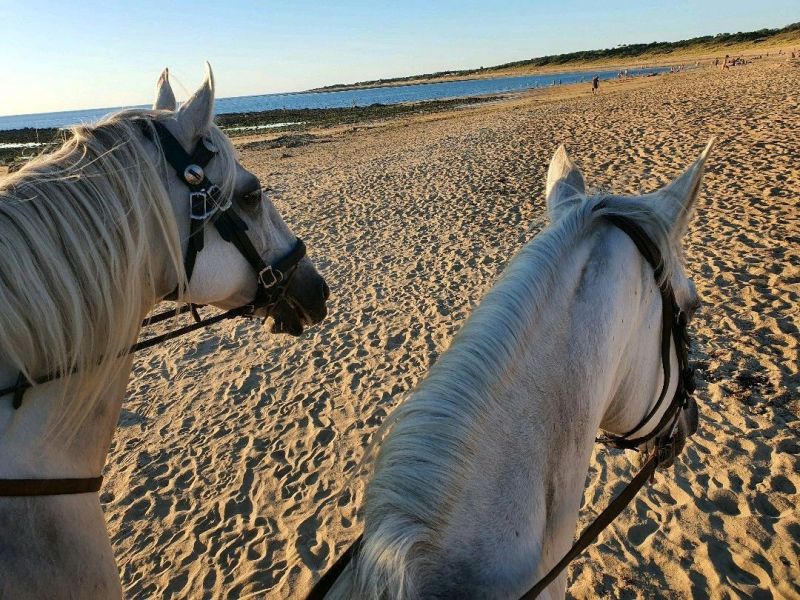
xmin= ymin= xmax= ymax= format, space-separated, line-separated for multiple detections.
xmin=345 ymin=193 xmax=681 ymax=598
xmin=0 ymin=110 xmax=237 ymax=441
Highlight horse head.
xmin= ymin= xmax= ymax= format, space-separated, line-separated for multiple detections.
xmin=149 ymin=65 xmax=329 ymax=335
xmin=547 ymin=142 xmax=710 ymax=468
xmin=0 ymin=64 xmax=330 ymax=598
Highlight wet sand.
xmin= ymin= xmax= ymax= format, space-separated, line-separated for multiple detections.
xmin=107 ymin=59 xmax=799 ymax=599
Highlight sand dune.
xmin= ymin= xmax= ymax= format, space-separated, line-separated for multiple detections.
xmin=106 ymin=60 xmax=799 ymax=598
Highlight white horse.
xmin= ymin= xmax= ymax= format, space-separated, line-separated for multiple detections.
xmin=0 ymin=65 xmax=328 ymax=597
xmin=325 ymin=143 xmax=711 ymax=599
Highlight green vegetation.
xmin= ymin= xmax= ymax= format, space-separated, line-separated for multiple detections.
xmin=473 ymin=22 xmax=800 ymax=72
xmin=317 ymin=22 xmax=800 ymax=90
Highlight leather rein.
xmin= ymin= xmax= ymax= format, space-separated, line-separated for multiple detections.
xmin=305 ymin=210 xmax=697 ymax=600
xmin=0 ymin=119 xmax=307 ymax=497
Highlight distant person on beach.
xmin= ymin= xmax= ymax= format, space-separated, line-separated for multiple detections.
xmin=591 ymin=75 xmax=599 ymax=94
xmin=722 ymin=55 xmax=731 ymax=70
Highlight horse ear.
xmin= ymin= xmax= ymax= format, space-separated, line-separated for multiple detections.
xmin=657 ymin=139 xmax=714 ymax=237
xmin=153 ymin=68 xmax=176 ymax=111
xmin=546 ymin=145 xmax=586 ymax=220
xmin=177 ymin=62 xmax=215 ymax=135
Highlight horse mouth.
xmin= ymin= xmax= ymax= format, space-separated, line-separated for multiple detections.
xmin=269 ymin=297 xmax=312 ymax=336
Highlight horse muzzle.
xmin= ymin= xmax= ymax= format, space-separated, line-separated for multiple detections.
xmin=270 ymin=263 xmax=329 ymax=336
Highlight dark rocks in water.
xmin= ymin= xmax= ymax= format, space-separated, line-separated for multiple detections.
xmin=0 ymin=96 xmax=503 ymax=165
xmin=0 ymin=126 xmax=60 ymax=144
xmin=241 ymin=134 xmax=329 ymax=151
xmin=0 ymin=127 xmax=63 ymax=167
xmin=215 ymin=95 xmax=501 ymax=135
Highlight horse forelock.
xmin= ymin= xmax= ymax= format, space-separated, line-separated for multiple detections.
xmin=351 ymin=193 xmax=681 ymax=598
xmin=0 ymin=108 xmax=236 ymax=442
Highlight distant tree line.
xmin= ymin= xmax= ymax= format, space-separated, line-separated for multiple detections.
xmin=481 ymin=23 xmax=800 ymax=71
xmin=318 ymin=21 xmax=800 ymax=89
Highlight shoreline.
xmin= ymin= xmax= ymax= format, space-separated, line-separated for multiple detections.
xmin=306 ymin=62 xmax=672 ymax=94
xmin=0 ymin=65 xmax=677 ymax=170
xmin=225 ymin=67 xmax=691 ymax=150
xmin=0 ymin=96 xmax=503 ymax=170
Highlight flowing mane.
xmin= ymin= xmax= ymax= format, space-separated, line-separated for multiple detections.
xmin=346 ymin=193 xmax=682 ymax=598
xmin=0 ymin=110 xmax=238 ymax=440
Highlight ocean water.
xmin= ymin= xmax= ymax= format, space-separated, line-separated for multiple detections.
xmin=0 ymin=67 xmax=668 ymax=131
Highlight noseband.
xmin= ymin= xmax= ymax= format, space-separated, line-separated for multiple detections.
xmin=0 ymin=119 xmax=307 ymax=497
xmin=305 ymin=209 xmax=698 ymax=600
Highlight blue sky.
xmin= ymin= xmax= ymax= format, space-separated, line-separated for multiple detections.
xmin=0 ymin=0 xmax=796 ymax=116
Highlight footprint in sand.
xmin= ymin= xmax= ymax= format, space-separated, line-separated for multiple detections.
xmin=627 ymin=519 xmax=659 ymax=546
xmin=708 ymin=488 xmax=741 ymax=516
xmin=769 ymin=475 xmax=796 ymax=495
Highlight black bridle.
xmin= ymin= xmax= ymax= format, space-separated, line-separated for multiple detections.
xmin=305 ymin=210 xmax=698 ymax=600
xmin=593 ymin=212 xmax=697 ymax=455
xmin=0 ymin=118 xmax=307 ymax=497
xmin=139 ymin=120 xmax=307 ymax=310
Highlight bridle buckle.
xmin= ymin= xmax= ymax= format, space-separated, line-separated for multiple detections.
xmin=189 ymin=185 xmax=223 ymax=220
xmin=258 ymin=265 xmax=283 ymax=289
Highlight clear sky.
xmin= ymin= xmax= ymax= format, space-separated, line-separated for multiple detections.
xmin=0 ymin=0 xmax=796 ymax=116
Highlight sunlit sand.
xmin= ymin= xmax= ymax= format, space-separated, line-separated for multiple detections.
xmin=99 ymin=58 xmax=800 ymax=598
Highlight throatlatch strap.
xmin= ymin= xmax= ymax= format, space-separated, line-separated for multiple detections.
xmin=185 ymin=217 xmax=205 ymax=281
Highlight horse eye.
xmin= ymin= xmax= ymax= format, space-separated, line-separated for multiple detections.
xmin=240 ymin=188 xmax=262 ymax=208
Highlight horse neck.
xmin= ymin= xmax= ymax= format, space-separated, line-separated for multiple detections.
xmin=353 ymin=222 xmax=665 ymax=599
xmin=0 ymin=126 xmax=179 ymax=597
xmin=0 ymin=355 xmax=135 ymax=479
xmin=0 ymin=221 xmax=166 ymax=600
xmin=0 ymin=357 xmax=133 ymax=598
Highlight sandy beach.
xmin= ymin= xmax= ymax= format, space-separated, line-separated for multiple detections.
xmin=104 ymin=59 xmax=799 ymax=599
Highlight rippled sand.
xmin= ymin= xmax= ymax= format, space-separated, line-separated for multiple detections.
xmin=107 ymin=58 xmax=800 ymax=599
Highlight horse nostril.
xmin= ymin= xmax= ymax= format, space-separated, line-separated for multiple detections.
xmin=321 ymin=280 xmax=330 ymax=301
